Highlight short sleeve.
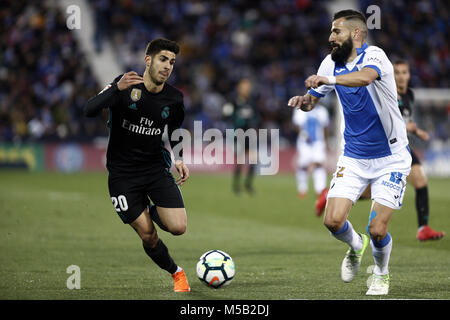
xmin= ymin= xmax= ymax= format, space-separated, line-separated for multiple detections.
xmin=361 ymin=47 xmax=392 ymax=79
xmin=308 ymin=55 xmax=335 ymax=98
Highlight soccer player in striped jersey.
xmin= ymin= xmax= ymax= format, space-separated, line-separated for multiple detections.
xmin=292 ymin=103 xmax=330 ymax=215
xmin=289 ymin=10 xmax=411 ymax=295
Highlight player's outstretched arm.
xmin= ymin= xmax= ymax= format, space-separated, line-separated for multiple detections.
xmin=84 ymin=71 xmax=143 ymax=117
xmin=305 ymin=68 xmax=379 ymax=89
xmin=288 ymin=93 xmax=320 ymax=112
xmin=406 ymin=121 xmax=430 ymax=141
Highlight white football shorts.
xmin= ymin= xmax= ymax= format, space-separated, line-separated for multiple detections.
xmin=327 ymin=147 xmax=412 ymax=210
xmin=297 ymin=140 xmax=326 ymax=168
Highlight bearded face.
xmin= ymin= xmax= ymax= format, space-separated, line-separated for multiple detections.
xmin=330 ymin=35 xmax=354 ymax=65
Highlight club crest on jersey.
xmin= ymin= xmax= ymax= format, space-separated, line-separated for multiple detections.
xmin=161 ymin=106 xmax=170 ymax=119
xmin=130 ymin=88 xmax=142 ymax=102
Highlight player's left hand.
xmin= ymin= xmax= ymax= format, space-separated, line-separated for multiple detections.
xmin=175 ymin=160 xmax=190 ymax=186
xmin=305 ymin=74 xmax=329 ymax=89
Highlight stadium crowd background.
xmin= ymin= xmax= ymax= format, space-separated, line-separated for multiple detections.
xmin=1 ymin=0 xmax=449 ymax=150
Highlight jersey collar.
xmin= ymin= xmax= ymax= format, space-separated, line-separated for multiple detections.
xmin=356 ymin=42 xmax=369 ymax=55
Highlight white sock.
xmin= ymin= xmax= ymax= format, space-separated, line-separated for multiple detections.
xmin=313 ymin=166 xmax=327 ymax=194
xmin=296 ymin=168 xmax=308 ymax=194
xmin=331 ymin=220 xmax=363 ymax=251
xmin=370 ymin=237 xmax=392 ymax=276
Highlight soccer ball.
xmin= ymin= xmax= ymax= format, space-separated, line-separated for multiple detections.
xmin=196 ymin=250 xmax=235 ymax=288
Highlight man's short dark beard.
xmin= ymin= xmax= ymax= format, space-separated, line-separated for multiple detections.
xmin=331 ymin=36 xmax=353 ymax=65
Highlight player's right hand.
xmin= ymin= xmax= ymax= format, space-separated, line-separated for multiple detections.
xmin=117 ymin=71 xmax=144 ymax=91
xmin=175 ymin=160 xmax=190 ymax=186
xmin=288 ymin=95 xmax=314 ymax=111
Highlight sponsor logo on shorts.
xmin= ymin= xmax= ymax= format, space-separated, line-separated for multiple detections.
xmin=381 ymin=180 xmax=401 ymax=191
xmin=381 ymin=172 xmax=403 ymax=192
xmin=389 ymin=172 xmax=403 ymax=184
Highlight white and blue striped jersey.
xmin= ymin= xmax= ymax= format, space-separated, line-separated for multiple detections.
xmin=292 ymin=104 xmax=329 ymax=144
xmin=308 ymin=43 xmax=408 ymax=159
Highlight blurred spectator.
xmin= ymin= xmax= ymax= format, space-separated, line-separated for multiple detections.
xmin=0 ymin=0 xmax=103 ymax=142
xmin=1 ymin=0 xmax=448 ymax=146
xmin=359 ymin=0 xmax=449 ymax=88
xmin=90 ymin=0 xmax=332 ymax=144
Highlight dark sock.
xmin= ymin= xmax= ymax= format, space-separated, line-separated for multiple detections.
xmin=143 ymin=239 xmax=177 ymax=274
xmin=233 ymin=166 xmax=241 ymax=193
xmin=149 ymin=205 xmax=168 ymax=232
xmin=245 ymin=164 xmax=256 ymax=192
xmin=416 ymin=186 xmax=429 ymax=227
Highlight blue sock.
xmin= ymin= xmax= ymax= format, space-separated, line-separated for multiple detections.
xmin=371 ymin=232 xmax=392 ymax=248
xmin=332 ymin=220 xmax=349 ymax=235
xmin=331 ymin=220 xmax=363 ymax=251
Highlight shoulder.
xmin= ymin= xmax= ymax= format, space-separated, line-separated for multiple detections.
xmin=164 ymin=83 xmax=184 ymax=101
xmin=407 ymin=87 xmax=415 ymax=102
xmin=320 ymin=54 xmax=334 ymax=67
xmin=164 ymin=84 xmax=185 ymax=116
xmin=366 ymin=45 xmax=384 ymax=53
xmin=293 ymin=108 xmax=305 ymax=122
xmin=363 ymin=46 xmax=392 ymax=74
xmin=317 ymin=54 xmax=335 ymax=74
xmin=366 ymin=45 xmax=387 ymax=55
xmin=98 ymin=74 xmax=123 ymax=94
xmin=365 ymin=46 xmax=389 ymax=61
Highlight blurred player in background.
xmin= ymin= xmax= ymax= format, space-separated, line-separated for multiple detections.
xmin=292 ymin=103 xmax=330 ymax=216
xmin=357 ymin=61 xmax=445 ymax=241
xmin=394 ymin=60 xmax=444 ymax=241
xmin=84 ymin=38 xmax=191 ymax=292
xmin=225 ymin=78 xmax=261 ymax=195
xmin=289 ymin=10 xmax=412 ymax=295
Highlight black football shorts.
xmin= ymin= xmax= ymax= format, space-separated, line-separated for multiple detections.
xmin=108 ymin=168 xmax=185 ymax=224
xmin=410 ymin=148 xmax=421 ymax=166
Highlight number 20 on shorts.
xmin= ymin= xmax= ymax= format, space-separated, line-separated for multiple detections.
xmin=111 ymin=195 xmax=128 ymax=212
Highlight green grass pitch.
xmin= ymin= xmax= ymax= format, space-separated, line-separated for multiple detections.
xmin=0 ymin=170 xmax=449 ymax=300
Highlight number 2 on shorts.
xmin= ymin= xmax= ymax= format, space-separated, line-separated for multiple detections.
xmin=336 ymin=166 xmax=345 ymax=178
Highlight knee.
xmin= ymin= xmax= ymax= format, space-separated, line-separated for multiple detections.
xmin=168 ymin=221 xmax=187 ymax=236
xmin=324 ymin=216 xmax=345 ymax=233
xmin=415 ymin=176 xmax=427 ymax=189
xmin=410 ymin=166 xmax=427 ymax=188
xmin=367 ymin=224 xmax=387 ymax=242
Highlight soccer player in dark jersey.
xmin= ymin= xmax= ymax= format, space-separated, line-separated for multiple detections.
xmin=328 ymin=60 xmax=445 ymax=241
xmin=228 ymin=78 xmax=261 ymax=195
xmin=84 ymin=38 xmax=191 ymax=292
xmin=391 ymin=60 xmax=444 ymax=241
